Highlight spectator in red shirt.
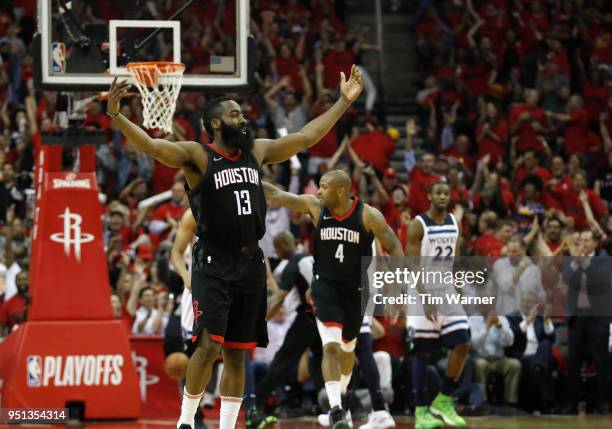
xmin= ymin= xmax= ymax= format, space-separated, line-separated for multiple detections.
xmin=513 ymin=149 xmax=552 ymax=190
xmin=582 ymin=68 xmax=609 ymax=123
xmin=558 ymin=170 xmax=608 ymax=231
xmin=322 ymin=34 xmax=357 ymax=90
xmin=474 ymin=219 xmax=514 ymax=257
xmin=541 ymin=217 xmax=563 ymax=254
xmin=350 ymin=125 xmax=397 ymax=173
xmin=381 ymin=167 xmax=401 ymax=194
xmin=547 ymin=155 xmax=571 ymax=191
xmin=476 ymin=102 xmax=509 ymax=164
xmin=149 ymin=182 xmax=187 ymax=246
xmin=408 ymin=153 xmax=440 ymax=215
xmin=548 ymin=95 xmax=594 ymax=156
xmin=0 ymin=271 xmax=28 ymax=335
xmin=509 ymin=89 xmax=548 ymax=152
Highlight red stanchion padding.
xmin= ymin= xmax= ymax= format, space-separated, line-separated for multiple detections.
xmin=130 ymin=336 xmax=182 ymax=419
xmin=29 ymin=170 xmax=111 ymax=321
xmin=0 ymin=320 xmax=141 ymax=419
xmin=78 ymin=146 xmax=97 ymax=173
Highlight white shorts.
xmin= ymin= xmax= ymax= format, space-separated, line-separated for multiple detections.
xmin=406 ymin=315 xmax=470 ymax=351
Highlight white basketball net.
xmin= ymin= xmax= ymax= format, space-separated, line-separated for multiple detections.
xmin=127 ymin=63 xmax=185 ymax=134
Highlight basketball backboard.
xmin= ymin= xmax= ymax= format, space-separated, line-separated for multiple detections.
xmin=33 ymin=0 xmax=253 ymax=92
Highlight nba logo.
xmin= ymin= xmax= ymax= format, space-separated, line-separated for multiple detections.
xmin=27 ymin=355 xmax=42 ymax=387
xmin=51 ymin=42 xmax=66 ymax=73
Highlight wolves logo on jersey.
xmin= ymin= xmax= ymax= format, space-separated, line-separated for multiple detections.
xmin=416 ymin=212 xmax=458 ymax=264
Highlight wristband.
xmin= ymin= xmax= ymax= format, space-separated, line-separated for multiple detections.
xmin=107 ymin=111 xmax=119 ymax=117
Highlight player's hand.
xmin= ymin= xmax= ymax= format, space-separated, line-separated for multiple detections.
xmin=340 ymin=64 xmax=364 ymax=103
xmin=424 ymin=302 xmax=438 ymax=323
xmin=108 ymin=77 xmax=131 ymax=115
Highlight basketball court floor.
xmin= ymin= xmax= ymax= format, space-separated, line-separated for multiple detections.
xmin=3 ymin=415 xmax=612 ymax=429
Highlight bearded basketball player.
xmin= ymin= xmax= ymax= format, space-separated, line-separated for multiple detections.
xmin=263 ymin=170 xmax=403 ymax=429
xmin=106 ymin=65 xmax=363 ymax=429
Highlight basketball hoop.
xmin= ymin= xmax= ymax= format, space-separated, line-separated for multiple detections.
xmin=126 ymin=62 xmax=185 ymax=134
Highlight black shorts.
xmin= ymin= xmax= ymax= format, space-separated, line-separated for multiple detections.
xmin=191 ymin=241 xmax=268 ymax=350
xmin=311 ymin=274 xmax=366 ymax=343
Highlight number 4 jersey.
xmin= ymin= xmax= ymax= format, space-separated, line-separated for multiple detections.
xmin=187 ymin=144 xmax=266 ymax=249
xmin=313 ymin=198 xmax=373 ymax=285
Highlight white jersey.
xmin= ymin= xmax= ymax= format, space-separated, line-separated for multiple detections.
xmin=407 ymin=212 xmax=468 ymax=337
xmin=416 ymin=212 xmax=458 ymax=260
xmin=361 ymin=240 xmax=378 ymax=334
xmin=180 ymin=239 xmax=196 ymax=340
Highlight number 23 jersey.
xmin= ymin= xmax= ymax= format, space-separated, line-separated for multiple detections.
xmin=313 ymin=198 xmax=373 ymax=285
xmin=187 ymin=144 xmax=266 ymax=249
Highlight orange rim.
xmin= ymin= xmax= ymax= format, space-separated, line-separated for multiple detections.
xmin=126 ymin=61 xmax=185 ymax=72
xmin=127 ymin=62 xmax=185 ymax=88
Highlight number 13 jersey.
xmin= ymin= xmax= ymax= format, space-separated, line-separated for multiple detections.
xmin=187 ymin=144 xmax=266 ymax=249
xmin=313 ymin=198 xmax=373 ymax=285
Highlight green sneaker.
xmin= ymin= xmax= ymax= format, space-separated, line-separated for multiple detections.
xmin=245 ymin=407 xmax=277 ymax=429
xmin=430 ymin=393 xmax=466 ymax=427
xmin=414 ymin=406 xmax=443 ymax=429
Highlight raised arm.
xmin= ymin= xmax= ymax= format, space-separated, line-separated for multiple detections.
xmin=107 ymin=78 xmax=199 ymax=169
xmin=262 ymin=181 xmax=321 ymax=219
xmin=363 ymin=205 xmax=403 ymax=256
xmin=254 ymin=65 xmax=364 ymax=164
xmin=171 ymin=209 xmax=197 ymax=290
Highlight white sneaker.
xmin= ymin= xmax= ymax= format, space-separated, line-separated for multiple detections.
xmin=359 ymin=410 xmax=396 ymax=429
xmin=318 ymin=410 xmax=353 ymax=428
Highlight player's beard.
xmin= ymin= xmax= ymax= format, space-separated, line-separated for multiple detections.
xmin=221 ymin=120 xmax=253 ymax=153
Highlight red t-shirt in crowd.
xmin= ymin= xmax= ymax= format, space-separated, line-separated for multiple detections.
xmin=351 ymin=130 xmax=396 ymax=173
xmin=0 ymin=294 xmax=27 ymax=331
xmin=151 ymin=161 xmax=179 ymax=195
xmin=582 ymin=81 xmax=609 ymax=123
xmin=514 ymin=166 xmax=552 ymax=187
xmin=558 ymin=187 xmax=608 ymax=231
xmin=408 ymin=168 xmax=441 ymax=216
xmin=275 ymin=56 xmax=303 ymax=92
xmin=323 ymin=50 xmax=355 ymax=89
xmin=476 ymin=119 xmax=509 ymax=163
xmin=474 ymin=232 xmax=505 ymax=257
xmin=545 ymin=240 xmax=562 ymax=254
xmin=563 ymin=108 xmax=590 ymax=155
xmin=149 ymin=202 xmax=186 ymax=245
xmin=509 ymin=105 xmax=548 ymax=152
xmin=381 ymin=198 xmax=401 ymax=231
xmin=459 ymin=62 xmax=492 ymax=97
xmin=591 ymin=31 xmax=612 ymax=65
xmin=309 ymin=127 xmax=337 ymax=158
